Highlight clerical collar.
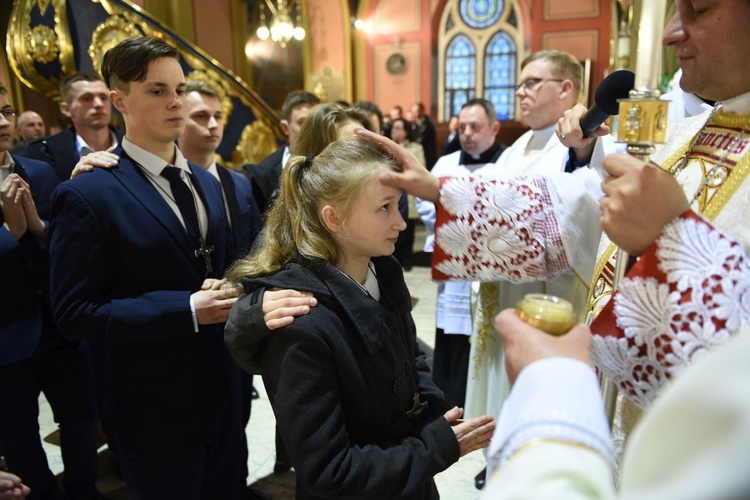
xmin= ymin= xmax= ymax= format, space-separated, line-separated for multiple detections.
xmin=460 ymin=142 xmax=503 ymax=165
xmin=122 ymin=137 xmax=190 ymax=176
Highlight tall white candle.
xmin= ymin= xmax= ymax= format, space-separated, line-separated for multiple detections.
xmin=634 ymin=0 xmax=668 ymax=90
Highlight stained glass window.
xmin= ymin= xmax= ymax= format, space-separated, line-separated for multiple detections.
xmin=445 ymin=34 xmax=476 ymax=118
xmin=459 ymin=0 xmax=504 ymax=29
xmin=484 ymin=31 xmax=516 ymax=119
xmin=440 ymin=0 xmax=520 ymax=121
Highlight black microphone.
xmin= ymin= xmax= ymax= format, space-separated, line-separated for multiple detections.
xmin=580 ymin=70 xmax=635 ymax=137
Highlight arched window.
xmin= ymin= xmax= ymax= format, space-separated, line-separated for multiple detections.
xmin=484 ymin=31 xmax=516 ymax=120
xmin=438 ymin=0 xmax=523 ymax=121
xmin=445 ymin=34 xmax=476 ymax=119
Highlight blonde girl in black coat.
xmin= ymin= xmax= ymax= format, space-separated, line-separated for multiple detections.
xmin=226 ymin=137 xmax=495 ymax=499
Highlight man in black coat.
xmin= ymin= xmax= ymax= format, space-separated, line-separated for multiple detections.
xmin=20 ymin=72 xmax=122 ymax=182
xmin=410 ymin=102 xmax=438 ymax=170
xmin=0 ymin=81 xmax=102 ymax=500
xmin=242 ymin=90 xmax=319 ymax=215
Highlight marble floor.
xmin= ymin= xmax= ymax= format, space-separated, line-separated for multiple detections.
xmin=32 ymin=226 xmax=488 ymax=499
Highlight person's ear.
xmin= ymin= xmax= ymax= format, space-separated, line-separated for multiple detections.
xmin=109 ymin=90 xmax=127 ymax=115
xmin=559 ymin=80 xmax=574 ymax=100
xmin=280 ymin=119 xmax=290 ymax=137
xmin=491 ymin=120 xmax=501 ymax=137
xmin=321 ymin=204 xmax=341 ymax=233
xmin=59 ymin=101 xmax=71 ymax=118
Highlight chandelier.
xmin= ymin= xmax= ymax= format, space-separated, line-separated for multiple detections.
xmin=256 ymin=0 xmax=305 ymax=48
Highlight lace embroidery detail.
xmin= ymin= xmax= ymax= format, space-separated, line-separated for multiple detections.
xmin=434 ymin=176 xmax=569 ymax=282
xmin=593 ymin=217 xmax=750 ymax=409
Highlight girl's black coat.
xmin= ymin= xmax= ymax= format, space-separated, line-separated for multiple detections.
xmin=226 ymin=256 xmax=459 ymax=499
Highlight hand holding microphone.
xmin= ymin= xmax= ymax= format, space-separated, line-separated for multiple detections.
xmin=580 ymin=70 xmax=635 ymax=137
xmin=557 ymin=70 xmax=635 ymax=161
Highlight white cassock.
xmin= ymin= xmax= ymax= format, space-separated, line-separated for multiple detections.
xmin=432 ymin=124 xmax=603 ymax=424
xmin=418 ymin=149 xmax=505 ymax=340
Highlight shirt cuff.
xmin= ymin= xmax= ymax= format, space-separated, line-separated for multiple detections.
xmin=487 ymin=357 xmax=614 ymax=476
xmin=564 ymin=147 xmax=591 ymax=172
xmin=189 ymin=295 xmax=199 ymax=332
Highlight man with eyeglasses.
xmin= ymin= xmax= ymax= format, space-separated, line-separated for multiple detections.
xmin=0 ymin=82 xmax=103 ymax=500
xmin=414 ymin=98 xmax=503 ymax=419
xmin=452 ymin=50 xmax=597 ymax=490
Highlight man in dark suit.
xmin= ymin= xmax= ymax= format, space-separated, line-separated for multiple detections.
xmin=179 ymin=81 xmax=262 ymax=257
xmin=242 ymin=90 xmax=319 ymax=214
xmin=49 ymin=37 xmax=244 ymax=499
xmin=20 ymin=72 xmax=123 ymax=181
xmin=0 ymin=82 xmax=102 ymax=500
xmin=410 ymin=102 xmax=438 ymax=170
xmin=441 ymin=114 xmax=461 ymax=156
xmin=178 ymin=80 xmax=263 ymax=496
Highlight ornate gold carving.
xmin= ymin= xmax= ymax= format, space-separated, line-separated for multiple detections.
xmin=186 ymin=70 xmax=234 ymax=122
xmin=234 ymin=120 xmax=277 ymax=167
xmin=617 ymin=100 xmax=669 ymax=145
xmin=26 ymin=25 xmax=61 ymax=64
xmin=36 ymin=0 xmax=52 ymax=16
xmin=88 ymin=14 xmax=148 ymax=74
xmin=313 ymin=82 xmax=327 ymax=103
xmin=7 ymin=0 xmax=75 ymax=97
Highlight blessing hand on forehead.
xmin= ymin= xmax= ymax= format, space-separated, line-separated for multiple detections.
xmin=355 ymin=128 xmax=440 ymax=202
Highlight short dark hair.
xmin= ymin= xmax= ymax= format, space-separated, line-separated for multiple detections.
xmin=391 ymin=118 xmax=414 ymax=142
xmin=353 ymin=100 xmax=384 ymax=133
xmin=186 ymin=80 xmax=219 ymax=98
xmin=461 ymin=98 xmax=497 ymax=122
xmin=60 ymin=72 xmax=104 ymax=102
xmin=101 ymin=37 xmax=179 ymax=92
xmin=281 ymin=90 xmax=320 ymax=121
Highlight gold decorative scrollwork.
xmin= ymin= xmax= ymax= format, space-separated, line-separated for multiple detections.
xmin=186 ymin=69 xmax=234 ymax=122
xmin=233 ymin=120 xmax=277 ymax=168
xmin=36 ymin=0 xmax=52 ymax=16
xmin=26 ymin=25 xmax=61 ymax=64
xmin=617 ymin=100 xmax=669 ymax=145
xmin=88 ymin=13 xmax=149 ymax=74
xmin=7 ymin=0 xmax=76 ymax=97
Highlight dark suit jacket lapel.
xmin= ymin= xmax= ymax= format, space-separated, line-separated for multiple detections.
xmin=216 ymin=166 xmax=241 ymax=245
xmin=111 ymin=150 xmax=195 ymax=250
xmin=48 ymin=129 xmax=80 ymax=181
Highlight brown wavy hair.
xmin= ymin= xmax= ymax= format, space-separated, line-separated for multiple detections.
xmin=291 ymin=103 xmax=373 ymax=155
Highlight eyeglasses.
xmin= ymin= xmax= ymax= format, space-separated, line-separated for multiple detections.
xmin=515 ymin=78 xmax=564 ymax=93
xmin=0 ymin=108 xmax=17 ymax=121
